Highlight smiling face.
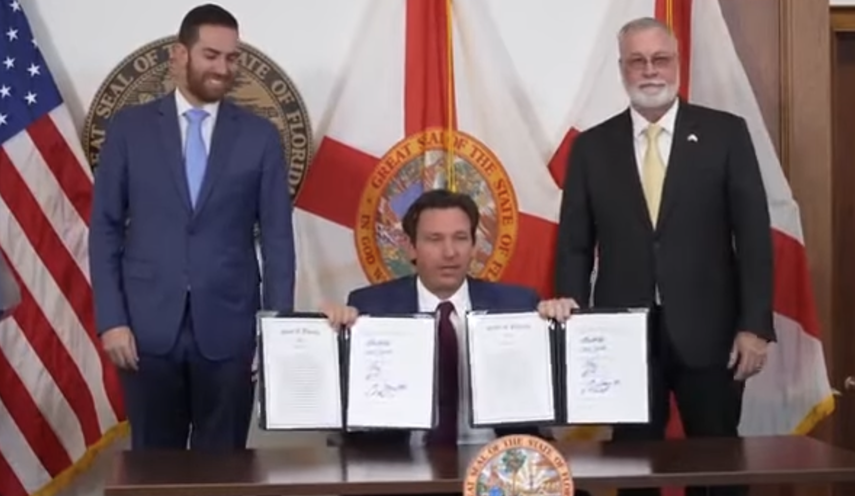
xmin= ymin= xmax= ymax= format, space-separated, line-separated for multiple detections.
xmin=405 ymin=206 xmax=476 ymax=299
xmin=173 ymin=24 xmax=239 ymax=105
xmin=619 ymin=25 xmax=679 ymax=114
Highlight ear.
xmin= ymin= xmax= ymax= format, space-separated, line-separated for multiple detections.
xmin=171 ymin=42 xmax=189 ymax=64
xmin=404 ymin=237 xmax=417 ymax=262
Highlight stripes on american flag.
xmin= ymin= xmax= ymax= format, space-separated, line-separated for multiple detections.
xmin=0 ymin=3 xmax=125 ymax=496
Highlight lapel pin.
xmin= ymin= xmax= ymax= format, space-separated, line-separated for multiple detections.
xmin=687 ymin=134 xmax=698 ymax=142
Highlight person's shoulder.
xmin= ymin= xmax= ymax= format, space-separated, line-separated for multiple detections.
xmin=680 ymin=101 xmax=746 ymax=128
xmin=224 ymin=99 xmax=277 ymax=133
xmin=347 ymin=276 xmax=414 ymax=304
xmin=581 ymin=108 xmax=630 ymax=134
xmin=108 ymin=95 xmax=163 ymax=129
xmin=470 ymin=278 xmax=539 ymax=302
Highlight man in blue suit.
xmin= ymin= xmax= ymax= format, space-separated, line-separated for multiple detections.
xmin=89 ymin=4 xmax=295 ymax=451
xmin=322 ymin=188 xmax=577 ymax=448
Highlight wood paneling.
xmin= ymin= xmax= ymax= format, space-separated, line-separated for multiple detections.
xmin=719 ymin=0 xmax=782 ymax=156
xmin=718 ymin=1 xmax=834 ymax=495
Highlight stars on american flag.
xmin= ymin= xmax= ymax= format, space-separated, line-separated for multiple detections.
xmin=0 ymin=0 xmax=62 ymax=141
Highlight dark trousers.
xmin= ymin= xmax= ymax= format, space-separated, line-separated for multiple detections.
xmin=614 ymin=306 xmax=746 ymax=496
xmin=119 ymin=299 xmax=255 ymax=451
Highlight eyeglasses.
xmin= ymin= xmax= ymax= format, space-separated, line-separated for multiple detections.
xmin=622 ymin=54 xmax=676 ymax=71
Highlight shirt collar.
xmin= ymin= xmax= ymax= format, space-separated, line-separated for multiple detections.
xmin=416 ymin=276 xmax=470 ymax=315
xmin=175 ymin=87 xmax=220 ymax=122
xmin=630 ymin=97 xmax=679 ymax=138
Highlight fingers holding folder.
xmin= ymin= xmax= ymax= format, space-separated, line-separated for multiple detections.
xmin=319 ymin=302 xmax=359 ymax=329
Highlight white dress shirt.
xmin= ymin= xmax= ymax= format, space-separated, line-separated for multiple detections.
xmin=630 ymin=98 xmax=679 ymax=304
xmin=630 ymin=97 xmax=679 ymax=174
xmin=410 ymin=277 xmax=496 ymax=446
xmin=174 ymin=88 xmax=219 ymax=154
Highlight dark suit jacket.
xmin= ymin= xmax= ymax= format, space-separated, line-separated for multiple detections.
xmin=340 ymin=275 xmax=546 ymax=446
xmin=555 ymin=101 xmax=774 ymax=368
xmin=89 ymin=92 xmax=295 ymax=360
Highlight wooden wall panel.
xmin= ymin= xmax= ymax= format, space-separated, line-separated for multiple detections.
xmin=719 ymin=0 xmax=782 ymax=158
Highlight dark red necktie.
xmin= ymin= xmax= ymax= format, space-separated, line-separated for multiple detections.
xmin=428 ymin=300 xmax=458 ymax=446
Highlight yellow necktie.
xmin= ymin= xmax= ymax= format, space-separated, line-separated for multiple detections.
xmin=641 ymin=124 xmax=665 ymax=226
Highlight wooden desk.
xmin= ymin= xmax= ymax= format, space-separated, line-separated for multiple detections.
xmin=104 ymin=436 xmax=855 ymax=495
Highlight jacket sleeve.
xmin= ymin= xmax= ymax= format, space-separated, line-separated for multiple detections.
xmin=554 ymin=132 xmax=596 ymax=307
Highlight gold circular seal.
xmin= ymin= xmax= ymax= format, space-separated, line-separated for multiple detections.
xmin=355 ymin=128 xmax=519 ymax=283
xmin=464 ymin=434 xmax=574 ymax=496
xmin=81 ymin=36 xmax=312 ymax=197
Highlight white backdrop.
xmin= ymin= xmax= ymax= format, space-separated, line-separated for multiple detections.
xmin=17 ymin=1 xmax=829 ymax=496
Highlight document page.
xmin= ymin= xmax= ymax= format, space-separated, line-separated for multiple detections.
xmin=466 ymin=312 xmax=555 ymax=425
xmin=565 ymin=311 xmax=649 ymax=423
xmin=259 ymin=317 xmax=343 ymax=430
xmin=346 ymin=316 xmax=436 ymax=429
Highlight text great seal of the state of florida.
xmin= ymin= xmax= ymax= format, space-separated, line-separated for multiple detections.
xmin=81 ymin=35 xmax=313 ymax=197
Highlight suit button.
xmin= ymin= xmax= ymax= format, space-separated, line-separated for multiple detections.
xmin=187 ymin=225 xmax=195 ymax=235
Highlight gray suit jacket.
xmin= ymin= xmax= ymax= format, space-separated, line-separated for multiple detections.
xmin=0 ymin=255 xmax=20 ymax=320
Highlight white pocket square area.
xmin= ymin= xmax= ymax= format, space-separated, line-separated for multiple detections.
xmin=688 ymin=134 xmax=698 ymax=142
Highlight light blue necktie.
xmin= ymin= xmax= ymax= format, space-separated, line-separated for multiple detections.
xmin=183 ymin=108 xmax=209 ymax=208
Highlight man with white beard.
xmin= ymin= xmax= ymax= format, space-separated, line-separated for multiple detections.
xmin=553 ymin=17 xmax=774 ymax=496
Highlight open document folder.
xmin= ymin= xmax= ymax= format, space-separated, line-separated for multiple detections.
xmin=257 ymin=312 xmax=437 ymax=431
xmin=465 ymin=309 xmax=650 ymax=427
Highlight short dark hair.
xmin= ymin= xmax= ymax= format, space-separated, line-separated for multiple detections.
xmin=177 ymin=4 xmax=239 ymax=47
xmin=401 ymin=189 xmax=479 ymax=243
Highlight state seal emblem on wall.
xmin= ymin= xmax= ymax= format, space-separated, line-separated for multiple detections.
xmin=355 ymin=128 xmax=519 ymax=283
xmin=81 ymin=36 xmax=312 ymax=197
xmin=464 ymin=434 xmax=575 ymax=496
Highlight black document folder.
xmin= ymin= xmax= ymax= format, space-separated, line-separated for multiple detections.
xmin=257 ymin=311 xmax=439 ymax=432
xmin=464 ymin=307 xmax=650 ymax=429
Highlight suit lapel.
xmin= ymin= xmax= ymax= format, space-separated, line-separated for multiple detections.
xmin=657 ymin=102 xmax=698 ymax=230
xmin=401 ymin=275 xmax=420 ymax=314
xmin=611 ymin=111 xmax=654 ymax=231
xmin=192 ymin=101 xmax=239 ymax=217
xmin=158 ymin=94 xmax=192 ymax=214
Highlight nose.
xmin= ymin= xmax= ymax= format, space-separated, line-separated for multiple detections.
xmin=212 ymin=57 xmax=230 ymax=76
xmin=441 ymin=240 xmax=457 ymax=258
xmin=642 ymin=62 xmax=658 ymax=78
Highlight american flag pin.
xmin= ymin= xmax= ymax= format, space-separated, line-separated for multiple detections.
xmin=688 ymin=134 xmax=698 ymax=142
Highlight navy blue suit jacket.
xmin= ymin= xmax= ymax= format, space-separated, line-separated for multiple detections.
xmin=89 ymin=92 xmax=295 ymax=360
xmin=343 ymin=275 xmax=547 ymax=445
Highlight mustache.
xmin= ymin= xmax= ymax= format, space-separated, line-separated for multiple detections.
xmin=635 ymin=80 xmax=668 ymax=88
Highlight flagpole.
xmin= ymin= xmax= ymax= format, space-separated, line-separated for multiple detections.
xmin=445 ymin=0 xmax=456 ymax=192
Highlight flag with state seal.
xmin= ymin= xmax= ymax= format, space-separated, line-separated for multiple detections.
xmin=293 ymin=0 xmax=561 ymax=308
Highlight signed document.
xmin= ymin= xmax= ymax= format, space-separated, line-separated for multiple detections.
xmin=466 ymin=312 xmax=555 ymax=425
xmin=346 ymin=316 xmax=436 ymax=429
xmin=565 ymin=311 xmax=649 ymax=423
xmin=258 ymin=316 xmax=343 ymax=430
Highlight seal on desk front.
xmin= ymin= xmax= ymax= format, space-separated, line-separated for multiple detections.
xmin=463 ymin=434 xmax=574 ymax=496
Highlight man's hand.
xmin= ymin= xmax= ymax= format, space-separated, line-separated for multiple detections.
xmin=728 ymin=331 xmax=769 ymax=381
xmin=319 ymin=302 xmax=359 ymax=329
xmin=536 ymin=298 xmax=579 ymax=322
xmin=101 ymin=326 xmax=138 ymax=371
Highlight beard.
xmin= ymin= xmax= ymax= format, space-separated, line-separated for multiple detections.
xmin=184 ymin=57 xmax=234 ymax=103
xmin=625 ymin=79 xmax=678 ymax=110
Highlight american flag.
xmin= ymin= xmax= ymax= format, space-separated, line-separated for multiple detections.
xmin=0 ymin=3 xmax=125 ymax=496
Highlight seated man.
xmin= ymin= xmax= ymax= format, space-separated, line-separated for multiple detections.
xmin=322 ymin=188 xmax=576 ymax=447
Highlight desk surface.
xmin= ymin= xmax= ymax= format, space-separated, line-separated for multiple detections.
xmin=105 ymin=436 xmax=855 ymax=495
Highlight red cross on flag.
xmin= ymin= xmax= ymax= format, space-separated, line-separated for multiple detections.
xmin=293 ymin=0 xmax=561 ymax=308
